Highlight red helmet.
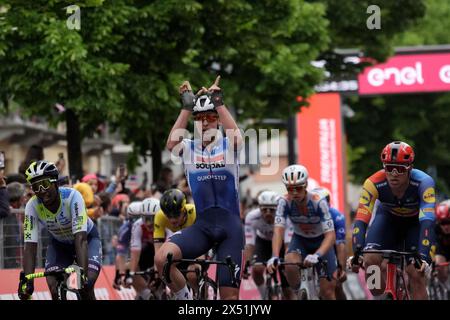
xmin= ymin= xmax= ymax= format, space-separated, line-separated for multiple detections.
xmin=380 ymin=141 xmax=415 ymax=164
xmin=436 ymin=201 xmax=450 ymax=223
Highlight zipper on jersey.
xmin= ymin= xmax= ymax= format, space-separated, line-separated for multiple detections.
xmin=207 ymin=149 xmax=218 ymax=207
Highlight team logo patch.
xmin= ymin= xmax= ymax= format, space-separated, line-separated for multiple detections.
xmin=359 ymin=188 xmax=372 ymax=206
xmin=353 ymin=227 xmax=360 ymax=235
xmin=422 ymin=239 xmax=430 ymax=246
xmin=422 ymin=187 xmax=436 ymax=203
xmin=357 ymin=207 xmax=369 ymax=216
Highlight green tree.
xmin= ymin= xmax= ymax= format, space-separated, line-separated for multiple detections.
xmin=0 ymin=0 xmax=427 ymax=180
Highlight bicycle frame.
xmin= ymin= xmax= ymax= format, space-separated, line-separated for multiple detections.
xmin=362 ymin=249 xmax=422 ymax=300
xmin=162 ymin=253 xmax=238 ymax=300
xmin=279 ymin=260 xmax=330 ymax=300
xmin=249 ymin=261 xmax=282 ymax=300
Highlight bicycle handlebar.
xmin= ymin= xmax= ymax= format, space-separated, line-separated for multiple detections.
xmin=24 ymin=266 xmax=77 ymax=281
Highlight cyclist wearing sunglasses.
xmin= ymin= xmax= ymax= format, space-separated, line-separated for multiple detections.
xmin=434 ymin=200 xmax=450 ymax=285
xmin=351 ymin=141 xmax=436 ymax=299
xmin=159 ymin=76 xmax=243 ymax=300
xmin=127 ymin=198 xmax=160 ymax=300
xmin=267 ymin=165 xmax=337 ymax=300
xmin=243 ymin=190 xmax=294 ymax=299
xmin=19 ymin=160 xmax=102 ymax=300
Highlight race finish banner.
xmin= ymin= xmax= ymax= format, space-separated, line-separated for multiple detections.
xmin=358 ymin=52 xmax=450 ymax=94
xmin=296 ymin=93 xmax=345 ymax=213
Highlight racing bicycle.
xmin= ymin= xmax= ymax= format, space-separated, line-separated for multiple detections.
xmin=22 ymin=265 xmax=83 ymax=300
xmin=163 ymin=253 xmax=238 ymax=300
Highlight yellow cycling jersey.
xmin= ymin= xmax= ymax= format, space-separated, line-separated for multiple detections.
xmin=153 ymin=203 xmax=196 ymax=242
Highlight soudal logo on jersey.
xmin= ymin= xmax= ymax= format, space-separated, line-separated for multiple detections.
xmin=195 ymin=161 xmax=225 ymax=169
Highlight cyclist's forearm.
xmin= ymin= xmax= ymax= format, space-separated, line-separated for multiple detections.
xmin=130 ymin=249 xmax=141 ymax=272
xmin=418 ymin=219 xmax=435 ymax=261
xmin=352 ymin=220 xmax=368 ymax=254
xmin=272 ymin=227 xmax=284 ymax=257
xmin=316 ymin=231 xmax=335 ymax=257
xmin=216 ymin=105 xmax=242 ymax=148
xmin=74 ymin=232 xmax=89 ymax=272
xmin=166 ymin=110 xmax=191 ymax=151
xmin=23 ymin=242 xmax=37 ymax=275
xmin=336 ymin=243 xmax=347 ymax=268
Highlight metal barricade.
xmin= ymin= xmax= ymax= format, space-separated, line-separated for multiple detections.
xmin=97 ymin=215 xmax=123 ymax=265
xmin=0 ymin=211 xmax=122 ymax=268
xmin=0 ymin=209 xmax=49 ymax=269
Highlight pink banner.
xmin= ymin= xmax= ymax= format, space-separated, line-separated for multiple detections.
xmin=358 ymin=53 xmax=450 ymax=94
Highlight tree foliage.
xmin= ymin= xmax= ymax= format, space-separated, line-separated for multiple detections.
xmin=0 ymin=0 xmax=428 ymax=175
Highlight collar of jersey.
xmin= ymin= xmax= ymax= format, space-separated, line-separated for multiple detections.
xmin=36 ymin=193 xmax=63 ymax=217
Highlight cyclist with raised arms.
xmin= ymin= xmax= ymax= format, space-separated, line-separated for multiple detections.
xmin=434 ymin=200 xmax=450 ymax=285
xmin=126 ymin=198 xmax=160 ymax=300
xmin=267 ymin=165 xmax=337 ymax=300
xmin=18 ymin=161 xmax=102 ymax=300
xmin=351 ymin=141 xmax=436 ymax=300
xmin=313 ymin=187 xmax=347 ymax=300
xmin=155 ymin=76 xmax=244 ymax=300
xmin=244 ymin=190 xmax=294 ymax=299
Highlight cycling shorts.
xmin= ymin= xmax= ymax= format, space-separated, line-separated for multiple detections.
xmin=45 ymin=226 xmax=102 ymax=274
xmin=287 ymin=233 xmax=337 ymax=278
xmin=169 ymin=206 xmax=244 ymax=288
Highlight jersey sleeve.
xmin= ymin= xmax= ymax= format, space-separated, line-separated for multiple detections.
xmin=418 ymin=175 xmax=436 ymax=222
xmin=274 ymin=197 xmax=288 ymax=228
xmin=130 ymin=220 xmax=143 ymax=250
xmin=355 ymin=178 xmax=379 ymax=224
xmin=180 ymin=138 xmax=193 ymax=163
xmin=153 ymin=211 xmax=167 ymax=242
xmin=244 ymin=211 xmax=257 ymax=246
xmin=318 ymin=198 xmax=334 ymax=233
xmin=24 ymin=199 xmax=39 ymax=243
xmin=70 ymin=189 xmax=88 ymax=234
xmin=332 ymin=209 xmax=346 ymax=244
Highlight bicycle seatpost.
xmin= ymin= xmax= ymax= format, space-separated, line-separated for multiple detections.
xmin=163 ymin=253 xmax=173 ymax=284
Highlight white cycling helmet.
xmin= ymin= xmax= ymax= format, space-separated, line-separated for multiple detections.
xmin=127 ymin=201 xmax=143 ymax=216
xmin=282 ymin=164 xmax=309 ymax=186
xmin=192 ymin=94 xmax=216 ymax=115
xmin=141 ymin=197 xmax=160 ymax=216
xmin=258 ymin=191 xmax=280 ymax=207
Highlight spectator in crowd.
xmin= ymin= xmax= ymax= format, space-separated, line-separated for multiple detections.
xmin=18 ymin=145 xmax=43 ymax=176
xmin=98 ymin=192 xmax=113 ymax=215
xmin=110 ymin=193 xmax=130 ymax=220
xmin=82 ymin=173 xmax=105 ymax=194
xmin=155 ymin=166 xmax=175 ymax=193
xmin=0 ymin=169 xmax=9 ymax=218
xmin=73 ymin=182 xmax=104 ymax=224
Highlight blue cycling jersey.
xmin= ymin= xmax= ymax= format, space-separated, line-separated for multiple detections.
xmin=181 ymin=136 xmax=240 ymax=216
xmin=330 ymin=207 xmax=346 ymax=244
